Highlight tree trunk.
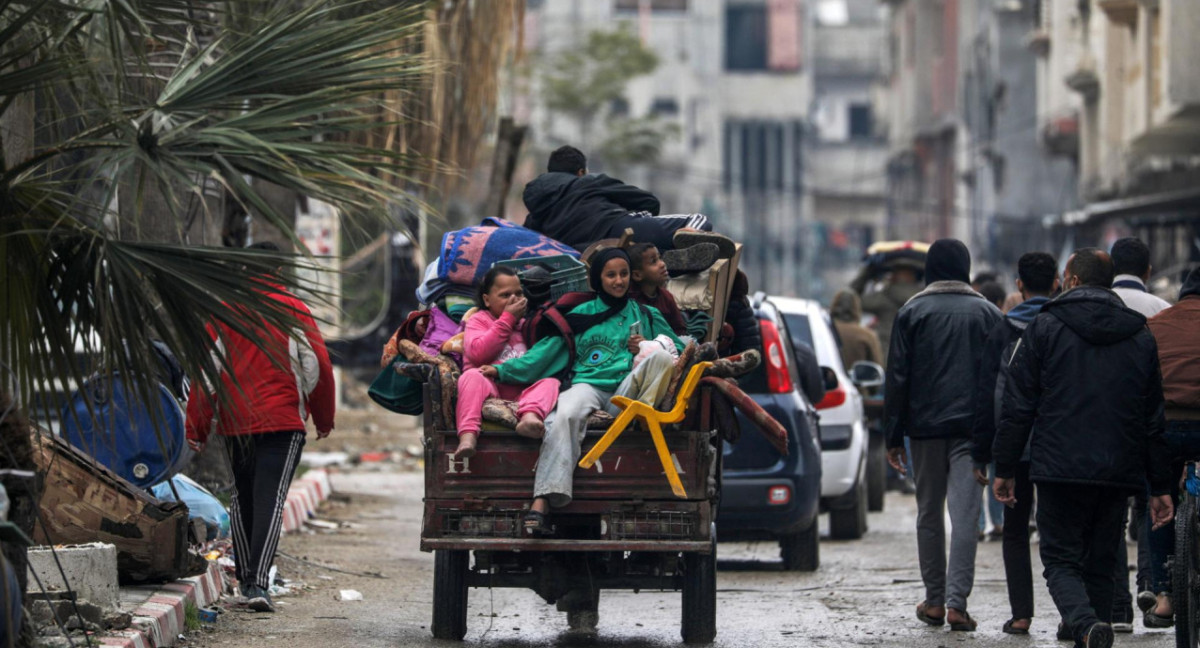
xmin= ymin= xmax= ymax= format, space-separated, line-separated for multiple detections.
xmin=482 ymin=117 xmax=528 ymax=221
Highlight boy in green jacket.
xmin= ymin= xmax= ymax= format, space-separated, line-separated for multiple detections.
xmin=481 ymin=247 xmax=683 ymax=535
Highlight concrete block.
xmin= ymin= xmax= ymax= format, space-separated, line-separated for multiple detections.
xmin=27 ymin=543 xmax=120 ymax=612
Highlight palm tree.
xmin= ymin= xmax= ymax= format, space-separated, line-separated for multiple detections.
xmin=1 ymin=0 xmax=443 ymax=424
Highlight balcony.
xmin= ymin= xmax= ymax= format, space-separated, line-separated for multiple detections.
xmin=1025 ymin=29 xmax=1050 ymax=58
xmin=1098 ymin=0 xmax=1139 ymax=27
xmin=1065 ymin=64 xmax=1100 ymax=103
xmin=1041 ymin=113 xmax=1080 ymax=158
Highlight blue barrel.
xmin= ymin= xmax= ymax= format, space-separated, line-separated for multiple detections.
xmin=60 ymin=375 xmax=188 ymax=488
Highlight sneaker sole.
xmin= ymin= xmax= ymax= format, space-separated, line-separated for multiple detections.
xmin=1086 ymin=623 xmax=1114 ymax=648
xmin=662 ymin=243 xmax=719 ymax=274
xmin=672 ymin=231 xmax=736 ymax=259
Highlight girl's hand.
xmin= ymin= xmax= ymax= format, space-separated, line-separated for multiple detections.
xmin=628 ymin=334 xmax=646 ymax=354
xmin=504 ymin=295 xmax=528 ymax=319
xmin=480 ymin=365 xmax=499 ymax=380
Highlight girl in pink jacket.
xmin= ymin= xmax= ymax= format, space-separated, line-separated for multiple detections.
xmin=454 ymin=266 xmax=560 ymax=457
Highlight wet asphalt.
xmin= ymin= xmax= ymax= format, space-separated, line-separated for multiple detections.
xmin=195 ymin=470 xmax=1174 ymax=648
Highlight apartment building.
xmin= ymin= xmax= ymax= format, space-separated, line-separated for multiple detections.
xmin=1043 ymin=0 xmax=1200 ymax=275
xmin=877 ymin=0 xmax=963 ymax=244
xmin=808 ymin=0 xmax=890 ymax=280
xmin=522 ymin=0 xmax=815 ymax=296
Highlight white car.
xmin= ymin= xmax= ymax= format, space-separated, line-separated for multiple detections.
xmin=770 ymin=297 xmax=872 ymax=540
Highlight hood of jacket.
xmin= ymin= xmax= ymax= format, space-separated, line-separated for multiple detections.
xmin=1006 ymin=296 xmax=1049 ymax=326
xmin=1044 ymin=286 xmax=1146 ymax=346
xmin=831 ymin=290 xmax=862 ymax=322
xmin=522 ymin=172 xmax=580 ymax=224
xmin=1181 ymin=266 xmax=1200 ymax=300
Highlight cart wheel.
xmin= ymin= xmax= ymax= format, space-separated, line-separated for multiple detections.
xmin=681 ymin=526 xmax=717 ymax=644
xmin=432 ymin=550 xmax=469 ymax=640
xmin=1176 ymin=496 xmax=1198 ymax=648
xmin=867 ymin=431 xmax=886 ymax=512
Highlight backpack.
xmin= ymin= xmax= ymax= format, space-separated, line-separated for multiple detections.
xmin=994 ymin=319 xmax=1032 ymax=460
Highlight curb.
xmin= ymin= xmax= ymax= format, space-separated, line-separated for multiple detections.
xmin=98 ymin=559 xmax=223 ymax=648
xmin=282 ymin=468 xmax=333 ymax=533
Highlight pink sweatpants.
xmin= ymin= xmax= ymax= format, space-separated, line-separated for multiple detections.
xmin=455 ymin=369 xmax=560 ymax=436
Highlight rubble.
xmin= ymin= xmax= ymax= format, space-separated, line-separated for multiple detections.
xmin=29 ymin=431 xmax=206 ymax=583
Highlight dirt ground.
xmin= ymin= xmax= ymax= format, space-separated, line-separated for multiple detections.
xmin=186 ymin=459 xmax=1176 ymax=648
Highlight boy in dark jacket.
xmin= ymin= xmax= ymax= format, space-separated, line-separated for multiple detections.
xmin=993 ymin=248 xmax=1174 ymax=648
xmin=522 ymin=146 xmax=711 ymax=252
xmin=628 ymin=242 xmax=688 ymax=336
xmin=969 ymin=251 xmax=1058 ymax=635
xmin=885 ymin=239 xmax=1003 ymax=632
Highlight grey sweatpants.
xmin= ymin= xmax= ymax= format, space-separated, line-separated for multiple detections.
xmin=534 ymin=349 xmax=676 ymax=508
xmin=909 ymin=437 xmax=983 ymax=612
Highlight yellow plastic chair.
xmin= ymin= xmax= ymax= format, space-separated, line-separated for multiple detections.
xmin=578 ymin=361 xmax=713 ymax=498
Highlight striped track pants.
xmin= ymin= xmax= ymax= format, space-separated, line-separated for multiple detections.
xmin=227 ymin=430 xmax=306 ymax=590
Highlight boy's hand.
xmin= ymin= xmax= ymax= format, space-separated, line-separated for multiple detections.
xmin=479 ymin=365 xmax=499 ymax=380
xmin=628 ymin=334 xmax=646 ymax=354
xmin=505 ymin=296 xmax=528 ymax=319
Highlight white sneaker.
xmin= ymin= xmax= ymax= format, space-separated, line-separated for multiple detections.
xmin=1111 ymin=621 xmax=1133 ymax=634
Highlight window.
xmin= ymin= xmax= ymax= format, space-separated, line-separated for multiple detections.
xmin=614 ymin=0 xmax=687 ymax=12
xmin=725 ymin=5 xmax=768 ymax=71
xmin=722 ymin=119 xmax=805 ymax=192
xmin=848 ymin=104 xmax=873 ymax=138
xmin=650 ymin=97 xmax=679 ymax=116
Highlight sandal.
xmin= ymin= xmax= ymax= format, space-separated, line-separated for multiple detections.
xmin=523 ymin=510 xmax=554 ymax=537
xmin=1002 ymin=618 xmax=1030 ymax=635
xmin=1144 ymin=610 xmax=1174 ymax=628
xmin=948 ymin=609 xmax=977 ymax=632
xmin=916 ymin=601 xmax=945 ymax=627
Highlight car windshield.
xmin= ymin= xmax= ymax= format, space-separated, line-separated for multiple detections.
xmin=781 ymin=313 xmax=815 ymax=354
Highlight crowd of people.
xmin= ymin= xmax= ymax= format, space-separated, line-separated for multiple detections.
xmin=184 ymin=142 xmax=1199 ymax=644
xmin=859 ymin=235 xmax=1200 ymax=648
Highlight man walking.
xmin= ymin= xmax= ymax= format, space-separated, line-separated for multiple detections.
xmin=1111 ymin=237 xmax=1170 ymax=318
xmin=1108 ymin=236 xmax=1170 ymax=626
xmin=185 ymin=242 xmax=336 ymax=613
xmin=1141 ymin=268 xmax=1200 ymax=627
xmin=993 ymin=248 xmax=1173 ymax=648
xmin=885 ymin=239 xmax=1002 ymax=631
xmin=969 ymin=251 xmax=1058 ymax=634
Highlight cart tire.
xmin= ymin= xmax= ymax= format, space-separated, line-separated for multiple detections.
xmin=867 ymin=431 xmax=887 ymax=512
xmin=681 ymin=529 xmax=717 ymax=644
xmin=432 ymin=550 xmax=469 ymax=640
xmin=780 ymin=518 xmax=820 ymax=572
xmin=1175 ymin=496 xmax=1197 ymax=648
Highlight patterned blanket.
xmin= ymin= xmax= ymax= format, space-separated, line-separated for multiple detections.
xmin=438 ymin=217 xmax=578 ymax=286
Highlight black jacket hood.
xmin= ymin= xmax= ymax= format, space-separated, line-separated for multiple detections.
xmin=1044 ymin=286 xmax=1146 ymax=346
xmin=522 ymin=172 xmax=579 ymax=224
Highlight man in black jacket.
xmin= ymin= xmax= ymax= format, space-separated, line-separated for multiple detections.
xmin=885 ymin=238 xmax=1003 ymax=631
xmin=993 ymin=248 xmax=1174 ymax=648
xmin=522 ymin=146 xmax=711 ymax=252
xmin=969 ymin=251 xmax=1058 ymax=635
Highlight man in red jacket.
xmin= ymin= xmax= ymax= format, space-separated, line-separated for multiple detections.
xmin=185 ymin=243 xmax=335 ymax=613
